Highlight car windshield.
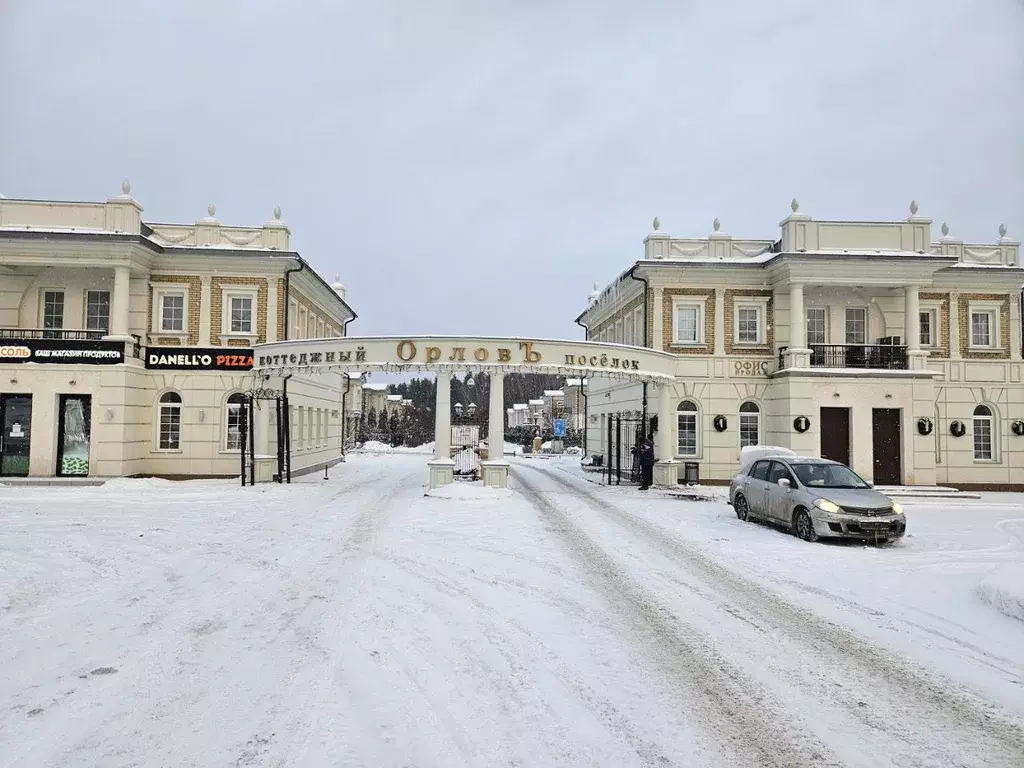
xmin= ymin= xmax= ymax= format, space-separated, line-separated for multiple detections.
xmin=790 ymin=462 xmax=870 ymax=489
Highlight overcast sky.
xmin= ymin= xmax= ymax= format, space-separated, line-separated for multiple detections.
xmin=1 ymin=0 xmax=1021 ymax=339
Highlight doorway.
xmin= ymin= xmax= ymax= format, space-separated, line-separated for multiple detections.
xmin=56 ymin=394 xmax=92 ymax=477
xmin=819 ymin=407 xmax=851 ymax=466
xmin=872 ymin=408 xmax=902 ymax=486
xmin=1 ymin=394 xmax=33 ymax=477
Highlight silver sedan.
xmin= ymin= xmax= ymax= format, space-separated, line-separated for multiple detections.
xmin=728 ymin=455 xmax=907 ymax=543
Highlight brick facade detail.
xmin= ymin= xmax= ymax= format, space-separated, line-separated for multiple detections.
xmin=210 ymin=277 xmax=269 ymax=344
xmin=920 ymin=291 xmax=951 ymax=359
xmin=957 ymin=293 xmax=1010 ymax=359
xmin=147 ymin=274 xmax=202 ymax=345
xmin=723 ymin=289 xmax=774 ymax=356
xmin=663 ymin=288 xmax=715 ymax=354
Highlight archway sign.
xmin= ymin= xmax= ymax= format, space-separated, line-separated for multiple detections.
xmin=253 ymin=336 xmax=680 ymax=489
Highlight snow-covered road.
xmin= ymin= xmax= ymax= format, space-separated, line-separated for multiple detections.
xmin=2 ymin=453 xmax=1023 ymax=767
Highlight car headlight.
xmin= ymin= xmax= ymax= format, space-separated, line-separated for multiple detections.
xmin=890 ymin=501 xmax=904 ymax=515
xmin=814 ymin=498 xmax=841 ymax=514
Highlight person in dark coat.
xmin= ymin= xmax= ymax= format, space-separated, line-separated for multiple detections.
xmin=638 ymin=439 xmax=655 ymax=490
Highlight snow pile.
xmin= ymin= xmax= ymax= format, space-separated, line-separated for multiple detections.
xmin=358 ymin=440 xmax=434 ymax=454
xmin=425 ymin=482 xmax=512 ymax=501
xmin=976 ymin=564 xmax=1024 ymax=623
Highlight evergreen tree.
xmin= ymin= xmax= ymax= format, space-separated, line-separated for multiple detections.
xmin=378 ymin=408 xmax=388 ymax=432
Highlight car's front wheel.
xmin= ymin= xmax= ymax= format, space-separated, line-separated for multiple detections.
xmin=793 ymin=507 xmax=818 ymax=542
xmin=734 ymin=494 xmax=749 ymax=521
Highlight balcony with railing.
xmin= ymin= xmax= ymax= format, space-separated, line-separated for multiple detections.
xmin=778 ymin=343 xmax=909 ymax=371
xmin=0 ymin=328 xmax=143 ymax=358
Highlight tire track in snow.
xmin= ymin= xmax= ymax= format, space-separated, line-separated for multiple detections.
xmin=512 ymin=466 xmax=842 ymax=768
xmin=527 ymin=461 xmax=1024 ymax=766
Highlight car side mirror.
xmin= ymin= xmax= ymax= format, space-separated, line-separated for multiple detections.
xmin=778 ymin=477 xmax=791 ymax=489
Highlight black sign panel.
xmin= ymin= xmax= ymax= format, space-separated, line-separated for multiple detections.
xmin=144 ymin=347 xmax=255 ymax=371
xmin=0 ymin=338 xmax=125 ymax=365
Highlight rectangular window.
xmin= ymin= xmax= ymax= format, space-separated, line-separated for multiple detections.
xmin=973 ymin=416 xmax=993 ymax=460
xmin=317 ymin=318 xmax=325 ymax=339
xmin=158 ymin=405 xmax=181 ymax=450
xmin=736 ymin=306 xmax=761 ymax=344
xmin=230 ymin=296 xmax=253 ymax=333
xmin=289 ymin=301 xmax=300 ymax=340
xmin=225 ymin=401 xmax=243 ymax=450
xmin=43 ymin=291 xmax=65 ymax=331
xmin=677 ymin=413 xmax=698 ymax=456
xmin=161 ymin=294 xmax=185 ymax=332
xmin=970 ymin=311 xmax=992 ymax=347
xmin=845 ymin=307 xmax=867 ymax=344
xmin=739 ymin=413 xmax=759 ymax=447
xmin=297 ymin=407 xmax=305 ymax=449
xmin=806 ymin=308 xmax=827 ymax=345
xmin=85 ymin=291 xmax=110 ymax=334
xmin=676 ymin=306 xmax=700 ymax=344
xmin=634 ymin=308 xmax=644 ymax=347
xmin=624 ymin=313 xmax=634 ymax=346
xmin=919 ymin=310 xmax=934 ymax=347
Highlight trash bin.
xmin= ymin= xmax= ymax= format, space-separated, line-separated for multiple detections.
xmin=683 ymin=461 xmax=699 ymax=484
xmin=591 ymin=454 xmax=604 ymax=467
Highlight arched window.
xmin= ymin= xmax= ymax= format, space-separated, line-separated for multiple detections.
xmin=677 ymin=400 xmax=699 ymax=457
xmin=739 ymin=402 xmax=760 ymax=448
xmin=157 ymin=391 xmax=182 ymax=450
xmin=225 ymin=393 xmax=246 ymax=450
xmin=973 ymin=405 xmax=994 ymax=460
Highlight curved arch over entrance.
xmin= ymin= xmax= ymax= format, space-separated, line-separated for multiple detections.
xmin=253 ymin=336 xmax=680 ymax=488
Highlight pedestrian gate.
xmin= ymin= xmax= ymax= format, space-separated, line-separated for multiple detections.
xmin=606 ymin=414 xmax=649 ymax=486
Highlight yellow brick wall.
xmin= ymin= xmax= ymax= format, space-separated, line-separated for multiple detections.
xmin=276 ymin=278 xmax=287 ymax=341
xmin=920 ymin=292 xmax=951 ymax=359
xmin=148 ymin=274 xmax=202 ymax=345
xmin=958 ymin=293 xmax=1011 ymax=359
xmin=663 ymin=288 xmax=715 ymax=354
xmin=724 ymin=289 xmax=774 ymax=356
xmin=211 ymin=277 xmax=268 ymax=344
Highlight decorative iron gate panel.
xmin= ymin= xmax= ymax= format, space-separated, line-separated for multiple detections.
xmin=606 ymin=414 xmax=648 ymax=486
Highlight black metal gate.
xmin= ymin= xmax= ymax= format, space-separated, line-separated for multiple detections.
xmin=240 ymin=384 xmax=292 ymax=486
xmin=606 ymin=414 xmax=649 ymax=485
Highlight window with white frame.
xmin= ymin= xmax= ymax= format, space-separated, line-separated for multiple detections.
xmin=615 ymin=319 xmax=623 ymax=344
xmin=229 ymin=295 xmax=253 ymax=333
xmin=919 ymin=308 xmax=938 ymax=348
xmin=634 ymin=308 xmax=644 ymax=347
xmin=973 ymin=405 xmax=994 ymax=460
xmin=624 ymin=312 xmax=634 ymax=346
xmin=296 ymin=407 xmax=305 ymax=449
xmin=42 ymin=290 xmax=65 ymax=332
xmin=677 ymin=400 xmax=699 ymax=456
xmin=225 ymin=393 xmax=246 ymax=450
xmin=157 ymin=391 xmax=182 ymax=450
xmin=306 ymin=407 xmax=313 ymax=446
xmin=306 ymin=312 xmax=316 ymax=339
xmin=674 ymin=300 xmax=704 ymax=345
xmin=735 ymin=298 xmax=768 ymax=345
xmin=159 ymin=292 xmax=185 ymax=332
xmin=845 ymin=307 xmax=867 ymax=344
xmin=806 ymin=307 xmax=827 ymax=345
xmin=969 ymin=305 xmax=1000 ymax=348
xmin=739 ymin=402 xmax=760 ymax=447
xmin=85 ymin=290 xmax=110 ymax=334
xmin=317 ymin=318 xmax=325 ymax=339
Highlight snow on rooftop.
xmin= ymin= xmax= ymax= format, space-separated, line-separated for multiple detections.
xmin=362 ymin=383 xmax=388 ymax=391
xmin=528 ymin=399 xmax=545 ymax=406
xmin=512 ymin=403 xmax=529 ymax=410
xmin=543 ymin=390 xmax=564 ymax=397
xmin=386 ymin=394 xmax=403 ymax=402
xmin=565 ymin=378 xmax=585 ymax=387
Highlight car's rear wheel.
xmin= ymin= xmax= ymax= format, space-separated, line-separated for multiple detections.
xmin=793 ymin=507 xmax=818 ymax=542
xmin=734 ymin=494 xmax=749 ymax=521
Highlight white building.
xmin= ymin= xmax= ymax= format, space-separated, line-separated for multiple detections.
xmin=576 ymin=201 xmax=1024 ymax=490
xmin=507 ymin=403 xmax=531 ymax=427
xmin=0 ymin=184 xmax=356 ymax=480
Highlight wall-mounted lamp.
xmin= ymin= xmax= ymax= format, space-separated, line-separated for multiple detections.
xmin=833 ymin=392 xmax=840 ymax=398
xmin=331 ymin=410 xmax=339 ymax=417
xmin=885 ymin=393 xmax=893 ymax=399
xmin=105 ymin=408 xmax=115 ymax=420
xmin=198 ymin=409 xmax=206 ymax=423
xmin=8 ymin=378 xmax=16 ymax=385
xmin=68 ymin=379 xmax=77 ymax=386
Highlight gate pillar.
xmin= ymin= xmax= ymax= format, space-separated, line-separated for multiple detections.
xmin=428 ymin=371 xmax=455 ymax=488
xmin=653 ymin=380 xmax=679 ymax=488
xmin=481 ymin=372 xmax=508 ymax=488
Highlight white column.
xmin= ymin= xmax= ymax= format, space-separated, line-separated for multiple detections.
xmin=783 ymin=282 xmax=810 ymax=369
xmin=905 ymin=285 xmax=920 ymax=352
xmin=428 ymin=372 xmax=455 ymax=488
xmin=949 ymin=291 xmax=961 ymax=359
xmin=652 ymin=380 xmax=679 ymax=488
xmin=487 ymin=373 xmax=504 ymax=460
xmin=1010 ymin=292 xmax=1022 ymax=359
xmin=106 ymin=265 xmax=131 ymax=339
xmin=482 ymin=372 xmax=509 ymax=488
xmin=652 ymin=287 xmax=664 ymax=350
xmin=435 ymin=373 xmax=451 ymax=459
xmin=789 ymin=283 xmax=805 ymax=349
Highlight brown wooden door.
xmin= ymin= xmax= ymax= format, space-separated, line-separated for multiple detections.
xmin=872 ymin=408 xmax=902 ymax=486
xmin=819 ymin=407 xmax=850 ymax=466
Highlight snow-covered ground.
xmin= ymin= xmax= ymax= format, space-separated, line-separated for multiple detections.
xmin=2 ymin=454 xmax=1023 ymax=767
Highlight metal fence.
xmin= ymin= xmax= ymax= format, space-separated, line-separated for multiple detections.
xmin=606 ymin=415 xmax=648 ymax=485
